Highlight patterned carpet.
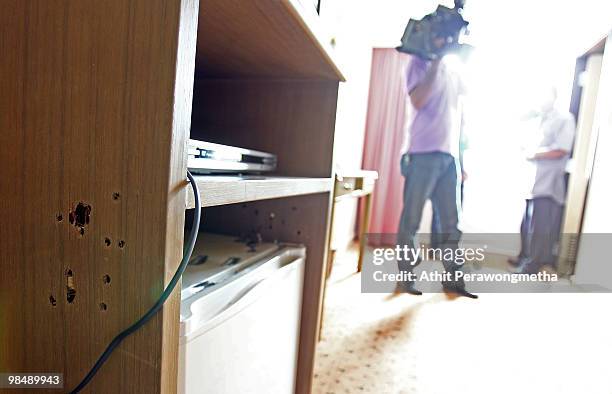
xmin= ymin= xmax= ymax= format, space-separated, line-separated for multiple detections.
xmin=312 ymin=244 xmax=612 ymax=394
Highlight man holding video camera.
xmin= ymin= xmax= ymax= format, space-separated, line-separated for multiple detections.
xmin=396 ymin=41 xmax=476 ymax=299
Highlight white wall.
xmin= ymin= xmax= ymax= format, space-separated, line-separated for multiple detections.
xmin=320 ymin=1 xmax=373 ymax=248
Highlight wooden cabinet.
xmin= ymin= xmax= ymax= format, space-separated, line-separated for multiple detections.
xmin=0 ymin=1 xmax=344 ymax=393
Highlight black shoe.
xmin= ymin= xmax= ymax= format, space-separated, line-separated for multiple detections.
xmin=442 ymin=283 xmax=478 ymax=299
xmin=395 ymin=282 xmax=422 ymax=296
xmin=507 ymin=256 xmax=523 ymax=267
xmin=513 ymin=259 xmax=542 ymax=275
xmin=452 ymin=287 xmax=478 ymax=299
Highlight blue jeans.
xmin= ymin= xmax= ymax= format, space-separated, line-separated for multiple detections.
xmin=397 ymin=152 xmax=463 ymax=288
xmin=431 ymin=179 xmax=464 ymax=248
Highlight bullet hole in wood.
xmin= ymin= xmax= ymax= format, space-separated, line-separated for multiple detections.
xmin=189 ymin=255 xmax=208 ymax=266
xmin=118 ymin=240 xmax=125 ymax=249
xmin=297 ymin=230 xmax=302 ymax=236
xmin=66 ymin=289 xmax=76 ymax=304
xmin=56 ymin=214 xmax=63 ymax=222
xmin=49 ymin=295 xmax=57 ymax=307
xmin=69 ymin=202 xmax=91 ymax=234
xmin=99 ymin=302 xmax=107 ymax=311
xmin=112 ymin=192 xmax=121 ymax=200
xmin=66 ymin=269 xmax=76 ymax=303
xmin=104 ymin=237 xmax=111 ymax=247
xmin=103 ymin=274 xmax=111 ymax=284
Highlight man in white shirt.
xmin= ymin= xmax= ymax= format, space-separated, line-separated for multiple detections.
xmin=511 ymin=87 xmax=576 ymax=274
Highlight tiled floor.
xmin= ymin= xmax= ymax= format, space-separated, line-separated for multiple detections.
xmin=312 ymin=244 xmax=612 ymax=394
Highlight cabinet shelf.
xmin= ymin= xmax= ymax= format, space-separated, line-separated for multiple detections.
xmin=186 ymin=176 xmax=332 ymax=209
xmin=197 ymin=0 xmax=345 ymax=80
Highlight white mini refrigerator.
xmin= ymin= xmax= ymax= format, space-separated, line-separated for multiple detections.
xmin=178 ymin=233 xmax=306 ymax=394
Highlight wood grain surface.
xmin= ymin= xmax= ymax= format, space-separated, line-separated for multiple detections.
xmin=191 ymin=78 xmax=339 ymax=178
xmin=185 ymin=176 xmax=332 ymax=208
xmin=0 ymin=1 xmax=197 ymax=392
xmin=196 ymin=0 xmax=344 ymax=79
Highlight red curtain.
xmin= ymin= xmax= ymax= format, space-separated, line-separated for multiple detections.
xmin=361 ymin=48 xmax=411 ymax=235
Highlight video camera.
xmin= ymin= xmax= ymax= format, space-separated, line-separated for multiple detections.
xmin=397 ymin=0 xmax=471 ymax=60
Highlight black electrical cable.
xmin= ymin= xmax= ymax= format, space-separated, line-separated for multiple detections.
xmin=69 ymin=171 xmax=201 ymax=394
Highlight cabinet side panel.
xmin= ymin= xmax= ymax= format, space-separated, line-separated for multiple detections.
xmin=0 ymin=1 xmax=192 ymax=393
xmin=161 ymin=0 xmax=199 ymax=392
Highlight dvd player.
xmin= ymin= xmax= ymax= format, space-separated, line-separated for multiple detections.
xmin=187 ymin=139 xmax=277 ymax=174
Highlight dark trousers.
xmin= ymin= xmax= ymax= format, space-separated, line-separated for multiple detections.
xmin=431 ymin=181 xmax=464 ymax=248
xmin=517 ymin=197 xmax=563 ymax=273
xmin=397 ymin=152 xmax=463 ymax=288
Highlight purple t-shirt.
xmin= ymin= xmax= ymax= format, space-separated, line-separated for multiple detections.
xmin=404 ymin=57 xmax=464 ymax=157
